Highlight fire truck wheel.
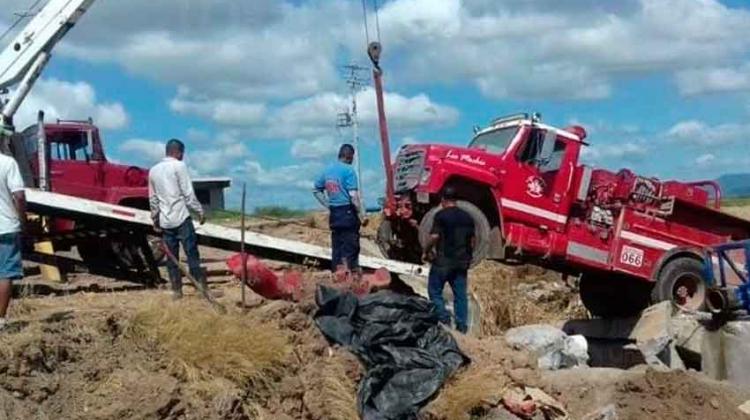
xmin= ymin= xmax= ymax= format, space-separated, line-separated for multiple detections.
xmin=580 ymin=274 xmax=652 ymax=317
xmin=652 ymin=257 xmax=706 ymax=311
xmin=418 ymin=200 xmax=491 ymax=267
xmin=376 ymin=220 xmax=422 ymax=263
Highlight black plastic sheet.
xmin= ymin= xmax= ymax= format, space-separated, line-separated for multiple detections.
xmin=314 ymin=285 xmax=470 ymax=420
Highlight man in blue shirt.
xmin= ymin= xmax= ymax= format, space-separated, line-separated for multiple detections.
xmin=313 ymin=144 xmax=363 ymax=272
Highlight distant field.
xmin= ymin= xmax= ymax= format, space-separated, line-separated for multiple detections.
xmin=722 ymin=197 xmax=750 ymax=220
xmin=206 ymin=206 xmax=310 ymax=224
xmin=722 ymin=197 xmax=750 ymax=207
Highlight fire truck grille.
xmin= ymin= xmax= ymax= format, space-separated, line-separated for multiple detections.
xmin=394 ymin=149 xmax=425 ymax=192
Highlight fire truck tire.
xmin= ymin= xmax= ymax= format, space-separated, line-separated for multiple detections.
xmin=652 ymin=257 xmax=706 ymax=311
xmin=418 ymin=200 xmax=491 ymax=266
xmin=579 ymin=274 xmax=652 ymax=318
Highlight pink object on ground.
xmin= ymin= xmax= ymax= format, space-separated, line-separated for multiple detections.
xmin=333 ymin=265 xmax=391 ymax=296
xmin=226 ymin=253 xmax=302 ymax=301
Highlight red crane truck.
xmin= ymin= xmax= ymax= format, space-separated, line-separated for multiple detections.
xmin=10 ymin=119 xmax=155 ymax=270
xmin=375 ymin=112 xmax=750 ymax=317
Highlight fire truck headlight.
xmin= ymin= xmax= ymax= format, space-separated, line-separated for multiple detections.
xmin=420 ymin=167 xmax=432 ymax=185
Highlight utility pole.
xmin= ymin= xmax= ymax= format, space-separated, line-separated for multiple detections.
xmin=336 ymin=62 xmax=368 ymax=212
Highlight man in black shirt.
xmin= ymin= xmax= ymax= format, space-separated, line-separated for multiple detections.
xmin=422 ymin=186 xmax=475 ymax=333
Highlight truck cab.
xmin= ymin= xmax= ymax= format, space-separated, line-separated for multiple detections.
xmin=381 ymin=113 xmax=587 ymax=264
xmin=17 ymin=120 xmax=150 ymax=208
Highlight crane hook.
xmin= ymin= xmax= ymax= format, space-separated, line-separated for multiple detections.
xmin=368 ymin=41 xmax=382 ymax=73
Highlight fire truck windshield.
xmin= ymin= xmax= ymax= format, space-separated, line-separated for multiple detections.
xmin=469 ymin=126 xmax=519 ymax=154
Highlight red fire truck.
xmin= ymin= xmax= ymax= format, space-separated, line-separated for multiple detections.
xmin=376 ymin=113 xmax=750 ymax=316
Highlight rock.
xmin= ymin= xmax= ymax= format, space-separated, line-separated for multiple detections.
xmin=501 ymin=386 xmax=569 ymax=420
xmin=738 ymin=400 xmax=750 ymax=415
xmin=709 ymin=398 xmax=720 ymax=409
xmin=505 ymin=324 xmax=589 ymax=370
xmin=483 ymin=406 xmax=522 ymax=420
xmin=581 ymin=404 xmax=618 ymax=420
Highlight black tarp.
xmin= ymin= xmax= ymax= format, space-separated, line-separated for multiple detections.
xmin=314 ymin=285 xmax=470 ymax=420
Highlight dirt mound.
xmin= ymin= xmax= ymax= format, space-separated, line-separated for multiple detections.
xmin=541 ymin=367 xmax=750 ymax=419
xmin=0 ymin=271 xmax=364 ymax=420
xmin=470 ymin=261 xmax=586 ymax=336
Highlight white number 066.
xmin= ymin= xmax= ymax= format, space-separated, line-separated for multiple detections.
xmin=620 ymin=245 xmax=644 ymax=267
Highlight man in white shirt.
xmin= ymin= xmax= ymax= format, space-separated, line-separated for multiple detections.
xmin=0 ymin=154 xmax=25 ymax=331
xmin=149 ymin=139 xmax=205 ymax=299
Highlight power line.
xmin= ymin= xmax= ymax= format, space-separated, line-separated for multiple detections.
xmin=336 ymin=62 xmax=369 ymax=208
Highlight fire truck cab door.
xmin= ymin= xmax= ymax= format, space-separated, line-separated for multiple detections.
xmin=501 ymin=127 xmax=571 ymax=229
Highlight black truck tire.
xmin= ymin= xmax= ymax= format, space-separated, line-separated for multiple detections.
xmin=377 ymin=219 xmax=422 ymax=264
xmin=651 ymin=257 xmax=706 ymax=311
xmin=580 ymin=273 xmax=653 ymax=318
xmin=418 ymin=200 xmax=491 ymax=267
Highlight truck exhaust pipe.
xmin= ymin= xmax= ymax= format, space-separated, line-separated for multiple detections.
xmin=706 ymin=287 xmax=735 ymax=314
xmin=706 ymin=284 xmax=750 ymax=314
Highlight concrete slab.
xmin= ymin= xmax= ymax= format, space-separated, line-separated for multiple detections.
xmin=703 ymin=320 xmax=750 ymax=388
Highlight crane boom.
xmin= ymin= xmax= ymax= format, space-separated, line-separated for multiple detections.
xmin=0 ymin=0 xmax=95 ymax=125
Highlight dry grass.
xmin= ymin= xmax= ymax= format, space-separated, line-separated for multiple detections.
xmin=470 ymin=261 xmax=586 ymax=336
xmin=302 ymin=356 xmax=359 ymax=420
xmin=126 ymin=296 xmax=291 ymax=392
xmin=429 ymin=364 xmax=509 ymax=420
xmin=723 ymin=204 xmax=750 ymax=220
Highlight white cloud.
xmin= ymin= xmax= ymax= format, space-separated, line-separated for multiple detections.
xmin=290 ymin=137 xmax=339 ymax=160
xmin=18 ymin=0 xmax=747 ymax=107
xmin=52 ymin=0 xmax=348 ymax=101
xmin=234 ymin=159 xmax=322 ymax=191
xmin=695 ymin=153 xmax=716 ymax=168
xmin=676 ymin=63 xmax=750 ymax=95
xmin=169 ymin=87 xmax=267 ymax=126
xmin=15 ymin=79 xmax=129 ymax=130
xmin=266 ymin=87 xmax=460 ymax=138
xmin=666 ymin=120 xmax=749 ymax=145
xmin=581 ymin=141 xmax=648 ymax=162
xmin=190 ymin=141 xmax=249 ymax=176
xmin=119 ymin=139 xmax=163 ymax=165
xmin=167 ymin=86 xmax=459 ymax=140
xmin=380 ymin=0 xmax=750 ymax=99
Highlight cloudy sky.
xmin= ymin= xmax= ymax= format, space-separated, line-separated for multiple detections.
xmin=2 ymin=0 xmax=750 ymax=210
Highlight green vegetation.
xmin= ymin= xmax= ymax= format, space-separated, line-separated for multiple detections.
xmin=252 ymin=206 xmax=308 ymax=219
xmin=206 ymin=209 xmax=246 ymax=222
xmin=205 ymin=206 xmax=309 ymax=222
xmin=722 ymin=197 xmax=750 ymax=207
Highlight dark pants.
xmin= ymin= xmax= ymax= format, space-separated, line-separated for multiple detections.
xmin=163 ymin=218 xmax=204 ymax=294
xmin=428 ymin=266 xmax=469 ymax=333
xmin=330 ymin=205 xmax=360 ymax=270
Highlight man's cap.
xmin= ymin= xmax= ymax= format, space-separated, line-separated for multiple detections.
xmin=442 ymin=186 xmax=458 ymax=201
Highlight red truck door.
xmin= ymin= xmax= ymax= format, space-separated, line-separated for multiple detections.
xmin=500 ymin=127 xmax=575 ymax=231
xmin=47 ymin=130 xmax=106 ymax=201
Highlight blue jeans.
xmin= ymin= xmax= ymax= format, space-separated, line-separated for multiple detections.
xmin=163 ymin=218 xmax=203 ymax=293
xmin=0 ymin=232 xmax=22 ymax=280
xmin=428 ymin=267 xmax=469 ymax=333
xmin=330 ymin=205 xmax=360 ymax=270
